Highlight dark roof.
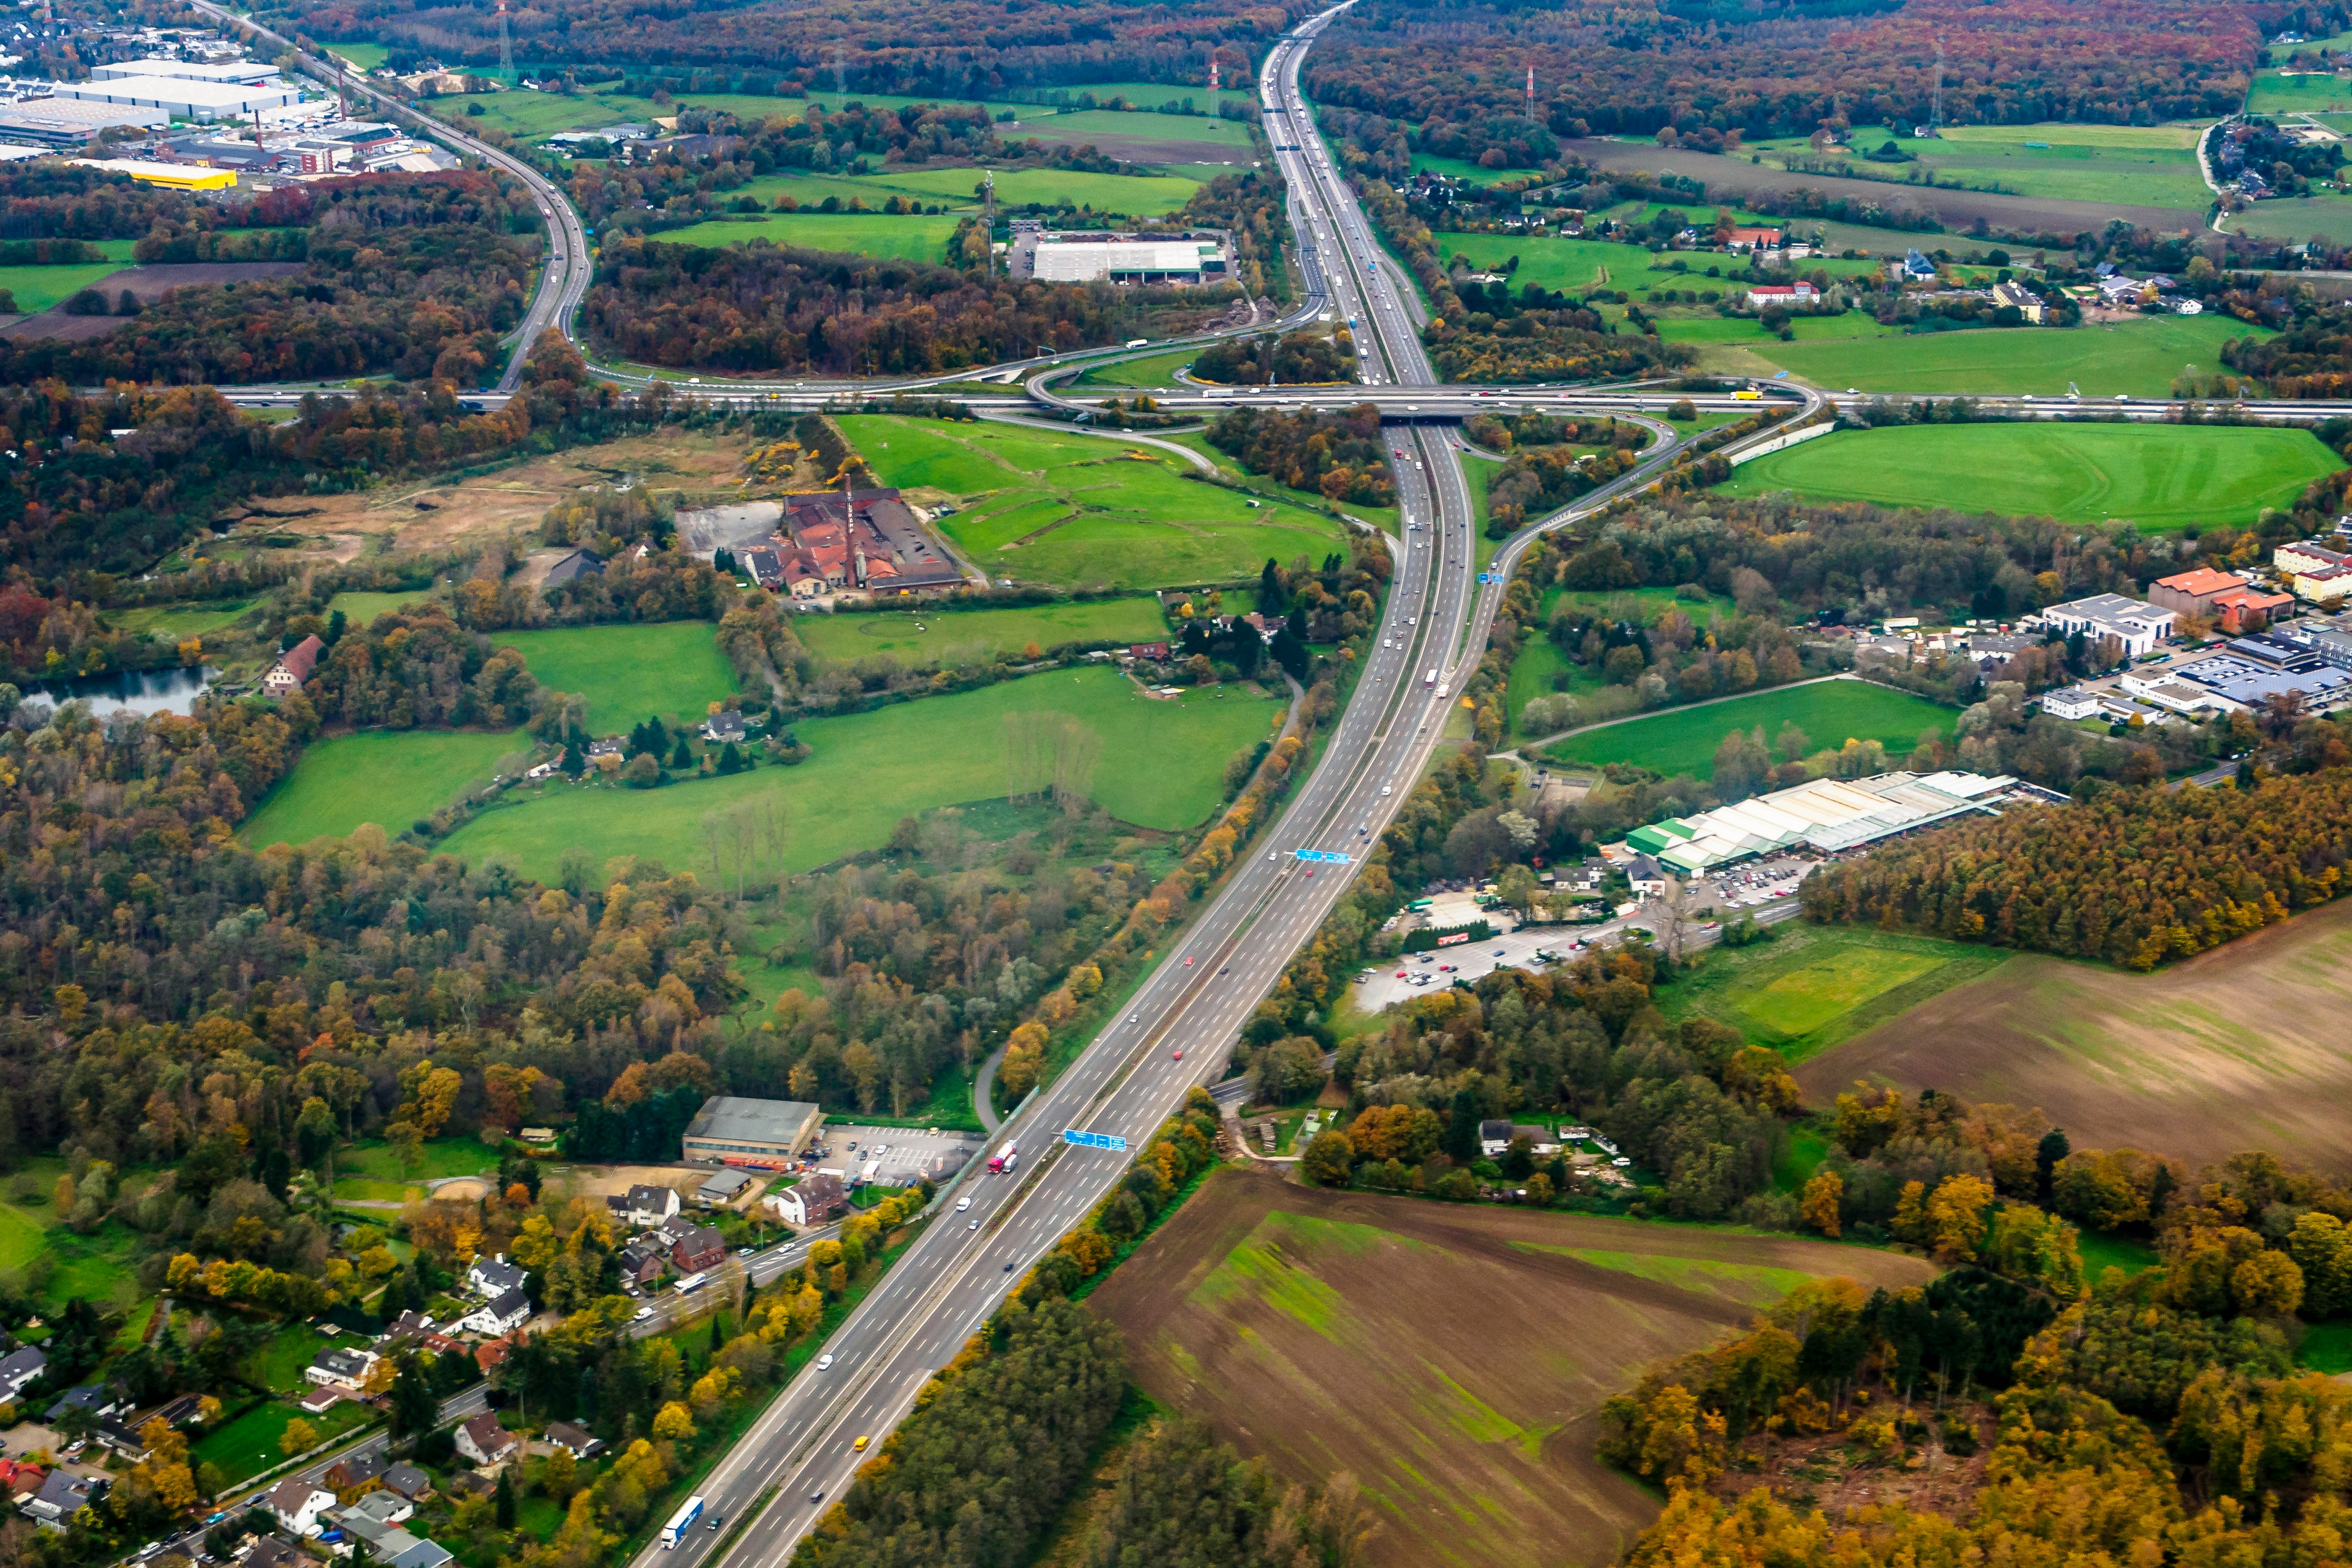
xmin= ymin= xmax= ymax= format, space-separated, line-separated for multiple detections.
xmin=1478 ymin=1119 xmax=1513 ymax=1140
xmin=673 ymin=1223 xmax=725 ymax=1256
xmin=544 ymin=1420 xmax=604 ymax=1456
xmin=479 ymin=1288 xmax=528 ymax=1322
xmin=544 ymin=548 xmax=605 ymax=587
xmin=469 ymin=1257 xmax=526 ymax=1295
xmin=382 ymin=1462 xmax=432 ymax=1498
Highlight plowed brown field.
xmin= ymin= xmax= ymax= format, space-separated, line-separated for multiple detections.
xmin=1086 ymin=1169 xmax=1934 ymax=1568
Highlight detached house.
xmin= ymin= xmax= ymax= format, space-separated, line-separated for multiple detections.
xmin=263 ymin=634 xmax=325 ymax=698
xmin=455 ymin=1413 xmax=521 ymax=1468
xmin=266 ymin=1478 xmax=337 ymax=1537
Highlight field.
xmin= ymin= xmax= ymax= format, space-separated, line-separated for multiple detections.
xmin=1073 ymin=347 xmax=1197 ymax=387
xmin=1739 ymin=122 xmax=2213 ymax=213
xmin=791 ymin=598 xmax=1167 ymax=665
xmin=490 ymin=621 xmax=738 ymax=734
xmin=1764 ymin=315 xmax=2268 ymax=398
xmin=1434 ymin=234 xmax=1653 ymax=294
xmin=0 ymin=261 xmax=128 ymax=315
xmin=191 ymin=1398 xmax=375 ymax=1492
xmin=2248 ymin=70 xmax=2352 ymax=113
xmin=2225 ymin=193 xmax=2352 ymax=246
xmin=1545 ymin=680 xmax=1956 ymax=779
xmin=240 ymin=729 xmax=527 ymax=848
xmin=1658 ymin=923 xmax=2011 ymax=1064
xmin=1798 ymin=896 xmax=2352 ymax=1174
xmin=436 ymin=665 xmax=1284 ymax=883
xmin=861 ymin=166 xmax=1203 ymax=214
xmin=656 ymin=213 xmax=959 ymax=262
xmin=1087 ymin=1169 xmax=1935 ymax=1568
xmin=837 ymin=415 xmax=1351 ymax=590
xmin=1715 ymin=422 xmax=2344 ymax=528
xmin=1013 ymin=107 xmax=1256 ymax=153
xmin=325 ymin=590 xmax=433 ymax=625
xmin=320 ymin=40 xmax=388 ymax=70
xmin=109 ymin=598 xmax=252 ymax=640
xmin=425 ymin=88 xmax=850 ymax=140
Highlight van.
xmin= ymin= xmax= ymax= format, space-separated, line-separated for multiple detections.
xmin=853 ymin=1435 xmax=871 ymax=1452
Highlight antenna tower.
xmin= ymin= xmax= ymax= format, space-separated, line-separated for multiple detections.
xmin=830 ymin=43 xmax=846 ymax=97
xmin=1525 ymin=64 xmax=1535 ymax=124
xmin=1929 ymin=38 xmax=1944 ymax=135
xmin=498 ymin=0 xmax=512 ymax=80
xmin=1207 ymin=55 xmax=1219 ymax=119
xmin=982 ymin=171 xmax=995 ymax=277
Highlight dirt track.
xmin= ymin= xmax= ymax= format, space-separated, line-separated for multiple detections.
xmin=1088 ymin=1168 xmax=1933 ymax=1568
xmin=1566 ymin=140 xmax=2209 ymax=238
xmin=1799 ymin=899 xmax=2352 ymax=1174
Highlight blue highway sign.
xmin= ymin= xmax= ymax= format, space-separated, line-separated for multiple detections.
xmin=1062 ymin=1130 xmax=1129 ymax=1151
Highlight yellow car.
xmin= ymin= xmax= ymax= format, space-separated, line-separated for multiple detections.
xmin=852 ymin=1435 xmax=870 ymax=1452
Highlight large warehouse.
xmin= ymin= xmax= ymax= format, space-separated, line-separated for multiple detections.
xmin=92 ymin=59 xmax=285 ymax=86
xmin=1032 ymin=236 xmax=1224 ymax=284
xmin=1620 ymin=771 xmax=2062 ymax=874
xmin=0 ymin=97 xmax=168 ymax=144
xmin=681 ymin=1096 xmax=823 ymax=1169
xmin=53 ymin=74 xmax=302 ymax=123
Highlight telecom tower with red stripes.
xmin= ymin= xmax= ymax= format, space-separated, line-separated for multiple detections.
xmin=1208 ymin=56 xmax=1220 ymax=118
xmin=1525 ymin=65 xmax=1536 ymax=124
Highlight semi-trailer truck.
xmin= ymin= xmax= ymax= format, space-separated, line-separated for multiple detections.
xmin=988 ymin=1140 xmax=1018 ymax=1173
xmin=660 ymin=1497 xmax=705 ymax=1549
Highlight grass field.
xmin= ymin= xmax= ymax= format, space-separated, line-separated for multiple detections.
xmin=1545 ymin=680 xmax=1955 ymax=779
xmin=1073 ymin=348 xmax=1197 ymax=387
xmin=428 ymin=88 xmax=863 ymax=140
xmin=1017 ymin=107 xmax=1256 ymax=151
xmin=491 ymin=621 xmax=738 ymax=733
xmin=2225 ymin=193 xmax=2352 ymax=246
xmin=859 ymin=165 xmax=1203 ymax=213
xmin=192 ymin=1399 xmax=375 ymax=1492
xmin=241 ymin=729 xmax=527 ymax=848
xmin=1434 ymin=234 xmax=1655 ymax=294
xmin=1715 ymin=422 xmax=2344 ymax=528
xmin=1658 ymin=922 xmax=2011 ymax=1064
xmin=326 ymin=590 xmax=433 ymax=625
xmin=838 ymin=416 xmax=1351 ymax=590
xmin=110 ymin=599 xmax=252 ymax=640
xmin=2076 ymin=1230 xmax=2160 ymax=1280
xmin=656 ymin=212 xmax=959 ymax=262
xmin=1087 ymin=1169 xmax=1935 ymax=1568
xmin=1798 ymin=895 xmax=2352 ymax=1175
xmin=1763 ymin=315 xmax=2269 ymax=398
xmin=437 ymin=665 xmax=1283 ymax=883
xmin=320 ymin=40 xmax=387 ymax=70
xmin=0 ymin=261 xmax=127 ymax=315
xmin=792 ymin=598 xmax=1167 ymax=665
xmin=1656 ymin=311 xmax=1902 ymax=347
xmin=1739 ymin=122 xmax=2212 ymax=213
xmin=2248 ymin=70 xmax=2352 ymax=113
xmin=338 ymin=1138 xmax=500 ymax=1184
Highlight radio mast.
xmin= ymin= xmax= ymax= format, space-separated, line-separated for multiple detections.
xmin=498 ymin=0 xmax=512 ymax=80
xmin=1208 ymin=55 xmax=1219 ymax=119
xmin=1929 ymin=38 xmax=1944 ymax=136
xmin=1525 ymin=64 xmax=1535 ymax=124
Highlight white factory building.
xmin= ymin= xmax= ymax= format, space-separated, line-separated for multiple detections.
xmin=0 ymin=96 xmax=168 ymax=144
xmin=91 ymin=59 xmax=283 ymax=86
xmin=1032 ymin=237 xmax=1223 ymax=284
xmin=52 ymin=74 xmax=302 ymax=122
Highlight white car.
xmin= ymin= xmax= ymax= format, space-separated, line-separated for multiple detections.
xmin=632 ymin=1306 xmax=654 ymax=1322
xmin=816 ymin=1354 xmax=835 ymax=1371
xmin=956 ymin=1195 xmax=972 ymax=1212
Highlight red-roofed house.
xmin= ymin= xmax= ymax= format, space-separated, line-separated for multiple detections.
xmin=263 ymin=634 xmax=325 ymax=698
xmin=1745 ymin=283 xmax=1819 ymax=308
xmin=2148 ymin=567 xmax=2294 ymax=632
xmin=1725 ymin=225 xmax=1782 ymax=251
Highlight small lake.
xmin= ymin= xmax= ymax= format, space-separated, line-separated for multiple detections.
xmin=21 ymin=665 xmax=216 ymax=718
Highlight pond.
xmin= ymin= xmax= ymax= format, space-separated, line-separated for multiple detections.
xmin=22 ymin=665 xmax=216 ymax=718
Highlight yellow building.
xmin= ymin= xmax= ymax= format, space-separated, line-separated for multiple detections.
xmin=65 ymin=158 xmax=237 ymax=192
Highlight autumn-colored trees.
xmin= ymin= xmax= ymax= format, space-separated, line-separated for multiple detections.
xmin=1206 ymin=404 xmax=1397 ymax=507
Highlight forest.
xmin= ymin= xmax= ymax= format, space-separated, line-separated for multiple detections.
xmin=0 ymin=173 xmax=538 ymax=387
xmin=1205 ymin=404 xmax=1397 ymax=507
xmin=1305 ymin=0 xmax=2259 ymax=168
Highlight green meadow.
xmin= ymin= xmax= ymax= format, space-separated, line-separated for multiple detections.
xmin=240 ymin=729 xmax=527 ymax=848
xmin=793 ymin=598 xmax=1169 ymax=665
xmin=657 ymin=212 xmax=961 ymax=261
xmin=1764 ymin=315 xmax=2270 ymax=398
xmin=1547 ymin=681 xmax=1956 ymax=779
xmin=490 ymin=621 xmax=739 ymax=733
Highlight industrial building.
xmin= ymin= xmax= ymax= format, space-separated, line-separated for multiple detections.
xmin=1618 ymin=771 xmax=2057 ymax=874
xmin=1032 ymin=237 xmax=1223 ymax=283
xmin=0 ymin=97 xmax=167 ymax=144
xmin=65 ymin=156 xmax=236 ymax=190
xmin=91 ymin=58 xmax=282 ymax=85
xmin=52 ymin=74 xmax=302 ymax=123
xmin=680 ymin=1096 xmax=823 ymax=1169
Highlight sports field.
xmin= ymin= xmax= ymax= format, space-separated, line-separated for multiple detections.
xmin=656 ymin=212 xmax=959 ymax=262
xmin=1087 ymin=1169 xmax=1934 ymax=1568
xmin=1714 ymin=422 xmax=2343 ymax=528
xmin=1545 ymin=680 xmax=1955 ymax=779
xmin=1801 ymin=895 xmax=2352 ymax=1174
xmin=1766 ymin=314 xmax=2268 ymax=398
xmin=793 ymin=598 xmax=1167 ymax=665
xmin=435 ymin=665 xmax=1283 ymax=881
xmin=490 ymin=621 xmax=738 ymax=733
xmin=1657 ymin=923 xmax=2010 ymax=1064
xmin=241 ymin=728 xmax=527 ymax=848
xmin=860 ymin=166 xmax=1203 ymax=214
xmin=837 ymin=416 xmax=1351 ymax=590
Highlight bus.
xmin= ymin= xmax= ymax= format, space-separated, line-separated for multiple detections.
xmin=1424 ymin=669 xmax=1437 ymax=689
xmin=1406 ymin=898 xmax=1433 ymax=913
xmin=674 ymin=1272 xmax=708 ymax=1296
xmin=660 ymin=1497 xmax=705 ymax=1549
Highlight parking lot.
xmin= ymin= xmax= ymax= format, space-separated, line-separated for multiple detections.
xmin=1351 ymin=921 xmax=1610 ymax=1012
xmin=1698 ymin=855 xmax=1812 ymax=911
xmin=813 ymin=1123 xmax=983 ymax=1189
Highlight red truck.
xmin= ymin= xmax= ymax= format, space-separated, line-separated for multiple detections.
xmin=988 ymin=1140 xmax=1018 ymax=1174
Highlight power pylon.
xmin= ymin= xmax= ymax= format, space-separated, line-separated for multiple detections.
xmin=497 ymin=0 xmax=512 ymax=80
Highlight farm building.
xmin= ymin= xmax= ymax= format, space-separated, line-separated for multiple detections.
xmin=682 ymin=1095 xmax=823 ymax=1168
xmin=1616 ymin=771 xmax=2054 ymax=874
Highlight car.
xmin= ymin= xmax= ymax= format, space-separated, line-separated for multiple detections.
xmin=816 ymin=1353 xmax=835 ymax=1370
xmin=1493 ymin=948 xmax=1506 ymax=957
xmin=808 ymin=1491 xmax=825 ymax=1506
xmin=1380 ymin=786 xmax=1391 ymax=796
xmin=1184 ymin=955 xmax=1194 ymax=966
xmin=737 ymin=1246 xmax=753 ymax=1256
xmin=968 ymin=1219 xmax=979 ymax=1230
xmin=632 ymin=1305 xmax=654 ymax=1321
xmin=1395 ymin=970 xmax=1407 ymax=978
xmin=1172 ymin=1048 xmax=1184 ymax=1061
xmin=204 ymin=1515 xmax=227 ymax=1529
xmin=707 ymin=1514 xmax=724 ymax=1531
xmin=846 ymin=1140 xmax=858 ymax=1150
xmin=956 ymin=1195 xmax=972 ymax=1211
xmin=1438 ymin=964 xmax=1455 ymax=972
xmin=1004 ymin=1259 xmax=1017 ymax=1271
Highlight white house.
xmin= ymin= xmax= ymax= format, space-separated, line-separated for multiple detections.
xmin=2038 ymin=594 xmax=2177 ymax=659
xmin=2039 ymin=687 xmax=2102 ymax=721
xmin=304 ymin=1346 xmax=380 ymax=1392
xmin=619 ymin=1184 xmax=680 ymax=1228
xmin=768 ymin=1172 xmax=849 ymax=1228
xmin=455 ymin=1413 xmax=521 ymax=1467
xmin=1745 ymin=282 xmax=1819 ymax=308
xmin=458 ymin=1289 xmax=529 ymax=1338
xmin=465 ymin=1256 xmax=526 ymax=1300
xmin=267 ymin=1478 xmax=338 ymax=1537
xmin=0 ymin=1346 xmax=45 ymax=1400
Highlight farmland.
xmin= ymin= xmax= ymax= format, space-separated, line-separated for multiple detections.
xmin=240 ymin=728 xmax=527 ymax=849
xmin=1714 ymin=422 xmax=2344 ymax=529
xmin=1657 ymin=922 xmax=2012 ymax=1065
xmin=489 ymin=621 xmax=739 ymax=733
xmin=1087 ymin=1169 xmax=1935 ymax=1568
xmin=792 ymin=598 xmax=1168 ymax=665
xmin=836 ymin=415 xmax=1352 ymax=590
xmin=1738 ymin=122 xmax=2214 ymax=214
xmin=2247 ymin=70 xmax=2352 ymax=114
xmin=2225 ymin=193 xmax=2352 ymax=246
xmin=1798 ymin=896 xmax=2352 ymax=1175
xmin=435 ymin=665 xmax=1284 ymax=883
xmin=1762 ymin=315 xmax=2269 ymax=398
xmin=1012 ymin=107 xmax=1256 ymax=154
xmin=1545 ymin=680 xmax=1956 ymax=779
xmin=0 ymin=261 xmax=131 ymax=315
xmin=655 ymin=213 xmax=960 ymax=263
